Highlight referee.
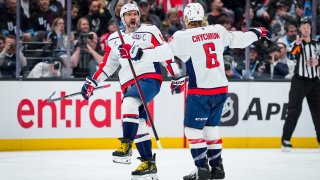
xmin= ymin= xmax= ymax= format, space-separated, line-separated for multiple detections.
xmin=281 ymin=17 xmax=320 ymax=151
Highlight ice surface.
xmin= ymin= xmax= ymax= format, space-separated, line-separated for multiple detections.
xmin=0 ymin=149 xmax=319 ymax=180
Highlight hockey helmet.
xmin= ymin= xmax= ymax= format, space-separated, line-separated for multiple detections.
xmin=183 ymin=3 xmax=204 ymax=22
xmin=120 ymin=3 xmax=140 ymax=25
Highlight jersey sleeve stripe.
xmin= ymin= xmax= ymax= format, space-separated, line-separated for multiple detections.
xmin=93 ymin=45 xmax=112 ymax=80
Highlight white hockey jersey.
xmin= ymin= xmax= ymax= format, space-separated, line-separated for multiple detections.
xmin=92 ymin=24 xmax=174 ymax=92
xmin=168 ymin=24 xmax=259 ymax=95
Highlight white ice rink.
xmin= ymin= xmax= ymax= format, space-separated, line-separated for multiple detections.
xmin=0 ymin=148 xmax=319 ymax=180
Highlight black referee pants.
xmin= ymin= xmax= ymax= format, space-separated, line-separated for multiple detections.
xmin=282 ymin=75 xmax=320 ymax=143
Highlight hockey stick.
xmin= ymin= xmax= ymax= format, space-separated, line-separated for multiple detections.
xmin=47 ymin=84 xmax=111 ymax=103
xmin=109 ymin=0 xmax=162 ymax=149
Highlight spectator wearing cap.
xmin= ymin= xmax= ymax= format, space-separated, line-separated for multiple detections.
xmin=139 ymin=0 xmax=163 ymax=31
xmin=235 ymin=44 xmax=265 ymax=79
xmin=263 ymin=43 xmax=289 ymax=79
xmin=224 ymin=55 xmax=242 ymax=79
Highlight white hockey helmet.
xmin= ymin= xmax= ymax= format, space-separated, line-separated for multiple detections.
xmin=183 ymin=3 xmax=204 ymax=22
xmin=120 ymin=3 xmax=140 ymax=25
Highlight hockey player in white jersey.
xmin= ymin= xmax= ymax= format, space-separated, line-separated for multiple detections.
xmin=141 ymin=3 xmax=271 ymax=180
xmin=80 ymin=3 xmax=179 ymax=180
xmin=172 ymin=3 xmax=271 ymax=180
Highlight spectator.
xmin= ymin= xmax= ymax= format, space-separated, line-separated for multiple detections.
xmin=0 ymin=35 xmax=27 ymax=78
xmin=30 ymin=0 xmax=60 ymax=41
xmin=162 ymin=9 xmax=182 ymax=40
xmin=71 ymin=30 xmax=103 ymax=77
xmin=0 ymin=0 xmax=33 ymax=41
xmin=114 ymin=0 xmax=126 ymax=28
xmin=255 ymin=0 xmax=278 ymax=30
xmin=235 ymin=6 xmax=261 ymax=31
xmin=0 ymin=35 xmax=5 ymax=52
xmin=263 ymin=44 xmax=289 ymax=79
xmin=139 ymin=0 xmax=163 ymax=30
xmin=75 ymin=0 xmax=90 ymax=18
xmin=86 ymin=0 xmax=112 ymax=36
xmin=270 ymin=1 xmax=297 ymax=39
xmin=27 ymin=58 xmax=63 ymax=78
xmin=235 ymin=44 xmax=265 ymax=79
xmin=21 ymin=0 xmax=39 ymax=18
xmin=71 ymin=3 xmax=80 ymax=32
xmin=49 ymin=0 xmax=63 ymax=16
xmin=224 ymin=55 xmax=242 ymax=79
xmin=276 ymin=42 xmax=295 ymax=79
xmin=277 ymin=22 xmax=298 ymax=51
xmin=149 ymin=0 xmax=166 ymax=21
xmin=206 ymin=0 xmax=233 ymax=25
xmin=100 ymin=19 xmax=117 ymax=52
xmin=46 ymin=17 xmax=67 ymax=57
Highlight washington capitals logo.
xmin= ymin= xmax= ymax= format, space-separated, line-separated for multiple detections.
xmin=132 ymin=33 xmax=142 ymax=40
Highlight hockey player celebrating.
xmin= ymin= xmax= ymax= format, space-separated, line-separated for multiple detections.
xmin=140 ymin=2 xmax=271 ymax=180
xmin=171 ymin=3 xmax=270 ymax=180
xmin=80 ymin=2 xmax=180 ymax=180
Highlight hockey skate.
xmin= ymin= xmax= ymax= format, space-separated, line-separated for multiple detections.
xmin=183 ymin=165 xmax=211 ymax=180
xmin=281 ymin=140 xmax=292 ymax=152
xmin=131 ymin=154 xmax=158 ymax=180
xmin=112 ymin=138 xmax=133 ymax=164
xmin=211 ymin=159 xmax=225 ymax=180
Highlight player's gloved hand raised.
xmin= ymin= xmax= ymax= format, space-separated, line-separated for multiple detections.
xmin=170 ymin=76 xmax=186 ymax=95
xmin=119 ymin=43 xmax=143 ymax=61
xmin=248 ymin=27 xmax=271 ymax=40
xmin=81 ymin=77 xmax=98 ymax=100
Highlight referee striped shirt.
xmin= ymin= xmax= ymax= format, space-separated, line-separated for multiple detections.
xmin=290 ymin=40 xmax=320 ymax=79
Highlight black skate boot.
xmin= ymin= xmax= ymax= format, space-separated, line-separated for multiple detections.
xmin=112 ymin=138 xmax=133 ymax=164
xmin=131 ymin=154 xmax=158 ymax=180
xmin=183 ymin=164 xmax=211 ymax=180
xmin=211 ymin=159 xmax=225 ymax=180
xmin=281 ymin=140 xmax=292 ymax=152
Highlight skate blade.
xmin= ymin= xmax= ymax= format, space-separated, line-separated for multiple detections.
xmin=132 ymin=173 xmax=158 ymax=180
xmin=113 ymin=156 xmax=131 ymax=164
xmin=281 ymin=146 xmax=291 ymax=152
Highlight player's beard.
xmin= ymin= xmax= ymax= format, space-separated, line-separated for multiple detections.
xmin=126 ymin=18 xmax=140 ymax=32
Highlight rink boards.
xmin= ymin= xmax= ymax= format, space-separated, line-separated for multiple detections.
xmin=0 ymin=81 xmax=318 ymax=151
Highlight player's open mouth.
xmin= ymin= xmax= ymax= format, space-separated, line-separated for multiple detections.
xmin=130 ymin=20 xmax=136 ymax=26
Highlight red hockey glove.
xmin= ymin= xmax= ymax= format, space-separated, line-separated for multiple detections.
xmin=170 ymin=76 xmax=186 ymax=95
xmin=249 ymin=27 xmax=271 ymax=40
xmin=81 ymin=77 xmax=98 ymax=100
xmin=119 ymin=43 xmax=143 ymax=61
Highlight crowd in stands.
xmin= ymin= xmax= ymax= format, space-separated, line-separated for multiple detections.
xmin=0 ymin=0 xmax=318 ymax=79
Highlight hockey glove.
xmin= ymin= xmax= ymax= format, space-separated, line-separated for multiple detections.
xmin=248 ymin=27 xmax=271 ymax=40
xmin=170 ymin=76 xmax=186 ymax=95
xmin=119 ymin=43 xmax=143 ymax=61
xmin=81 ymin=77 xmax=98 ymax=100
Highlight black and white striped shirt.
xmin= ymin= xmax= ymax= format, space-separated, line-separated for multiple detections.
xmin=290 ymin=40 xmax=320 ymax=79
